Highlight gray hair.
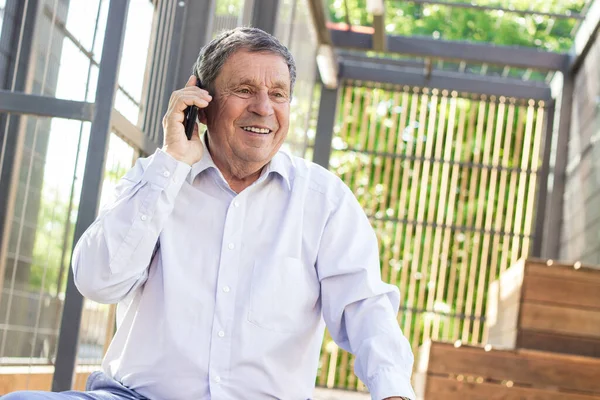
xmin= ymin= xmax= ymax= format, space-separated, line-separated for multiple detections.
xmin=192 ymin=27 xmax=296 ymax=95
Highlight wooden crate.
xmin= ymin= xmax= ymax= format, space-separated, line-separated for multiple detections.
xmin=486 ymin=258 xmax=600 ymax=358
xmin=415 ymin=340 xmax=600 ymax=400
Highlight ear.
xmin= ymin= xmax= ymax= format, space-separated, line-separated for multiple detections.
xmin=198 ymin=108 xmax=208 ymax=125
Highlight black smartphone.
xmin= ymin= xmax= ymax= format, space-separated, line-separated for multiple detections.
xmin=183 ymin=77 xmax=203 ymax=140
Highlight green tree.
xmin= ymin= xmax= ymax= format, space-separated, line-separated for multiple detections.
xmin=329 ymin=0 xmax=585 ymax=52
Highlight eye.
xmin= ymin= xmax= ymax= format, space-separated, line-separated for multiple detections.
xmin=238 ymin=88 xmax=251 ymax=94
xmin=271 ymin=91 xmax=288 ymax=100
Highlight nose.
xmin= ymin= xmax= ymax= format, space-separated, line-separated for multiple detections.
xmin=248 ymin=90 xmax=274 ymax=117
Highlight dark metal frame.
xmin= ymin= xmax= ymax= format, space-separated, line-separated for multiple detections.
xmin=251 ymin=0 xmax=280 ymax=34
xmin=52 ymin=0 xmax=130 ymax=391
xmin=0 ymin=91 xmax=95 ymax=120
xmin=542 ymin=74 xmax=574 ymax=259
xmin=312 ymin=85 xmax=339 ymax=168
xmin=330 ymin=28 xmax=570 ymax=70
xmin=339 ymin=59 xmax=553 ymax=100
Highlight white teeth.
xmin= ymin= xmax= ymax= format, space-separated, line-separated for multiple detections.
xmin=242 ymin=126 xmax=270 ymax=134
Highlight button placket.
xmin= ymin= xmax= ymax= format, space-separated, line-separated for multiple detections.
xmin=208 ymin=194 xmax=244 ymax=385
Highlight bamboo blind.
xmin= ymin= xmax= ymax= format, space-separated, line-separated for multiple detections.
xmin=318 ymin=82 xmax=547 ymax=390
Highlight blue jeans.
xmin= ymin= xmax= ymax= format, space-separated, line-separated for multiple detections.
xmin=2 ymin=372 xmax=145 ymax=399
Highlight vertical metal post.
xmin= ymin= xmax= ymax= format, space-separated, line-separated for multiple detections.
xmin=175 ymin=0 xmax=215 ymax=88
xmin=52 ymin=0 xmax=130 ymax=391
xmin=312 ymin=84 xmax=339 ymax=169
xmin=531 ymin=100 xmax=555 ymax=257
xmin=251 ymin=0 xmax=280 ymax=35
xmin=143 ymin=0 xmax=215 ymax=146
xmin=542 ymin=72 xmax=574 ymax=259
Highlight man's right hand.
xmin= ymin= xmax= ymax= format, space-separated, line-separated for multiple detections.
xmin=161 ymin=75 xmax=212 ymax=166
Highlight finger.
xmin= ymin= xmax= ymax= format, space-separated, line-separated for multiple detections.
xmin=180 ymin=85 xmax=212 ymax=100
xmin=184 ymin=74 xmax=196 ymax=88
xmin=173 ymin=94 xmax=211 ymax=113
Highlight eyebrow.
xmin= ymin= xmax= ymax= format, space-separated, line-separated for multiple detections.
xmin=233 ymin=78 xmax=290 ymax=91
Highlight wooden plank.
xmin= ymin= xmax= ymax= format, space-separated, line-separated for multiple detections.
xmin=424 ymin=375 xmax=600 ymax=400
xmin=0 ymin=367 xmax=91 ymax=393
xmin=522 ymin=275 xmax=600 ymax=310
xmin=460 ymin=97 xmax=490 ymax=343
xmin=499 ymin=105 xmax=526 ymax=276
xmin=486 ymin=260 xmax=525 ymax=349
xmin=487 ymin=100 xmax=516 ymax=285
xmin=432 ymin=92 xmax=464 ymax=341
xmin=510 ymin=101 xmax=536 ymax=265
xmin=520 ymin=302 xmax=600 ymax=339
xmin=473 ymin=97 xmax=504 ymax=343
xmin=359 ymin=86 xmax=381 ymax=214
xmin=369 ymin=89 xmax=393 ymax=216
xmin=454 ymin=97 xmax=487 ymax=342
xmin=378 ymin=91 xmax=402 ymax=284
xmin=387 ymin=89 xmax=411 ymax=288
xmin=517 ymin=330 xmax=600 ymax=358
xmin=402 ymin=89 xmax=431 ymax=344
xmin=336 ymin=85 xmax=356 ymax=184
xmin=350 ymin=89 xmax=372 ymax=194
xmin=426 ymin=341 xmax=600 ymax=393
xmin=525 ymin=260 xmax=600 ymax=285
xmin=424 ymin=91 xmax=456 ymax=342
xmin=444 ymin=97 xmax=478 ymax=340
xmin=520 ymin=102 xmax=545 ymax=258
xmin=417 ymin=90 xmax=447 ymax=345
xmin=409 ymin=89 xmax=440 ymax=349
xmin=395 ymin=89 xmax=420 ymax=295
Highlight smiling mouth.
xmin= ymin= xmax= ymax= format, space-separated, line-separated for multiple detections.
xmin=241 ymin=126 xmax=272 ymax=134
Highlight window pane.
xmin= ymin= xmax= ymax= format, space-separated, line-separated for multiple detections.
xmin=118 ymin=0 xmax=154 ymax=104
xmin=0 ymin=115 xmax=90 ymax=364
xmin=114 ymin=88 xmax=140 ymax=125
xmin=54 ymin=40 xmax=93 ymax=101
xmin=65 ymin=0 xmax=102 ymax=54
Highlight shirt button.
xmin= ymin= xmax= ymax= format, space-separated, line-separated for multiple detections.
xmin=214 ymin=376 xmax=221 ymax=383
xmin=234 ymin=201 xmax=240 ymax=207
xmin=223 ymin=286 xmax=230 ymax=293
xmin=163 ymin=171 xmax=170 ymax=178
xmin=228 ymin=243 xmax=235 ymax=250
xmin=140 ymin=215 xmax=147 ymax=221
xmin=218 ymin=330 xmax=225 ymax=338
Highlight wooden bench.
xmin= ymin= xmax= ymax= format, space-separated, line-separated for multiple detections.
xmin=415 ymin=340 xmax=600 ymax=399
xmin=486 ymin=258 xmax=600 ymax=358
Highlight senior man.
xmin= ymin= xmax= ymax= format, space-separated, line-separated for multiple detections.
xmin=4 ymin=27 xmax=415 ymax=400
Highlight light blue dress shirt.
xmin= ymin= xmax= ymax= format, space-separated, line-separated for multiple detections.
xmin=72 ymin=137 xmax=416 ymax=400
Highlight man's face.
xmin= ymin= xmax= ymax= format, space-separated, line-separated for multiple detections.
xmin=201 ymin=49 xmax=291 ymax=173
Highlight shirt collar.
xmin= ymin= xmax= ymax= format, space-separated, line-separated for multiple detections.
xmin=187 ymin=132 xmax=292 ymax=191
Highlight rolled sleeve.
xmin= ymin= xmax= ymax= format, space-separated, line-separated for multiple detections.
xmin=368 ymin=367 xmax=416 ymax=400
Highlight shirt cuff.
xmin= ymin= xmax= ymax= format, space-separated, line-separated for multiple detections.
xmin=367 ymin=367 xmax=416 ymax=400
xmin=142 ymin=149 xmax=191 ymax=190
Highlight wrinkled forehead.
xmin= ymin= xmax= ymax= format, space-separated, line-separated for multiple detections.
xmin=218 ymin=50 xmax=292 ymax=90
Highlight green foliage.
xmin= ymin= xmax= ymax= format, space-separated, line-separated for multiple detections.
xmin=328 ymin=0 xmax=586 ymax=52
xmin=215 ymin=0 xmax=244 ymax=15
